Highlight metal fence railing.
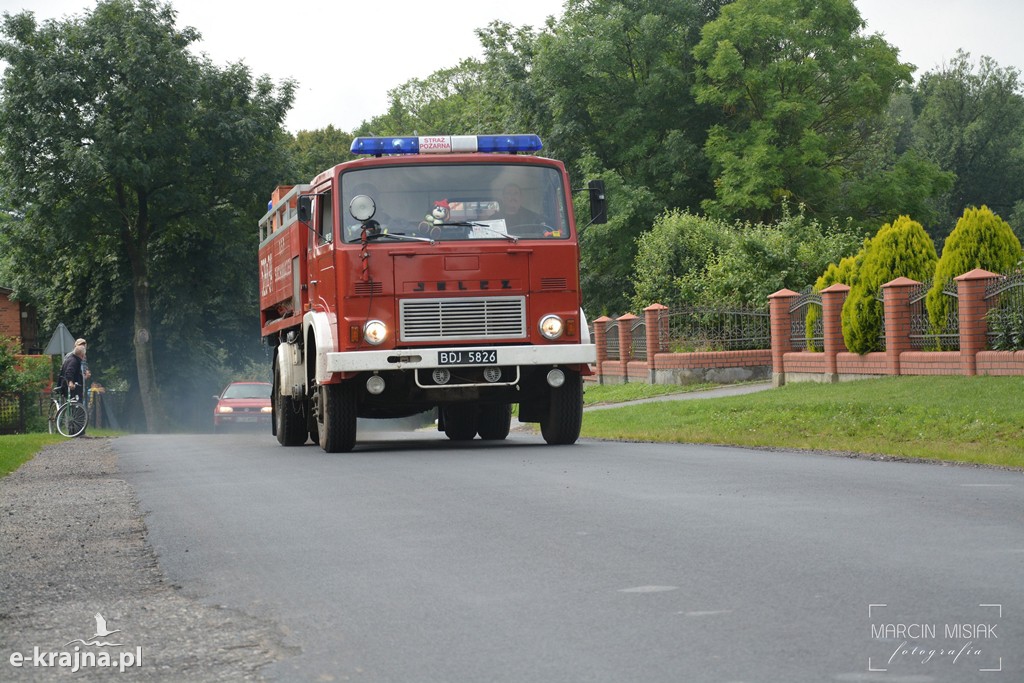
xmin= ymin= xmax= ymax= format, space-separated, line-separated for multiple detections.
xmin=660 ymin=306 xmax=771 ymax=352
xmin=789 ymin=288 xmax=823 ymax=352
xmin=985 ymin=273 xmax=1024 ymax=350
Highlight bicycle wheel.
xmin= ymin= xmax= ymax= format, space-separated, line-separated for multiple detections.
xmin=56 ymin=401 xmax=88 ymax=437
xmin=47 ymin=399 xmax=60 ymax=434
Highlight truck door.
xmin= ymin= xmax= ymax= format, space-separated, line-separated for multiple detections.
xmin=307 ymin=186 xmax=337 ymax=316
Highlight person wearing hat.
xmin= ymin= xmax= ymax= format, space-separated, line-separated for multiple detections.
xmin=58 ymin=339 xmax=91 ymax=404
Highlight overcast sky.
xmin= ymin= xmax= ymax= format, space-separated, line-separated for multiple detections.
xmin=3 ymin=0 xmax=1023 ymax=134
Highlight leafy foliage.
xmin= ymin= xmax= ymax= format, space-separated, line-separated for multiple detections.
xmin=692 ymin=0 xmax=922 ymax=222
xmin=910 ymin=52 xmax=1024 ymax=242
xmin=842 ymin=216 xmax=938 ymax=353
xmin=286 ymin=126 xmax=354 ymax=182
xmin=0 ymin=0 xmax=294 ymax=430
xmin=0 ymin=336 xmax=50 ymax=395
xmin=632 ymin=205 xmax=862 ymax=310
xmin=631 ymin=210 xmax=735 ymax=311
xmin=926 ymin=206 xmax=1023 ymax=332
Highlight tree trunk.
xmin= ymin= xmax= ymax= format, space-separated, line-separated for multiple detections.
xmin=129 ymin=255 xmax=165 ymax=432
xmin=122 ymin=186 xmax=166 ymax=433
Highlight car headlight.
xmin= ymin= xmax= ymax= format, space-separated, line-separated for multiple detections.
xmin=364 ymin=320 xmax=388 ymax=345
xmin=261 ymin=406 xmax=272 ymax=414
xmin=539 ymin=314 xmax=564 ymax=340
xmin=217 ymin=406 xmax=234 ymax=413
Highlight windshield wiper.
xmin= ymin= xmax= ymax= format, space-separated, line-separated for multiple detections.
xmin=364 ymin=231 xmax=436 ymax=244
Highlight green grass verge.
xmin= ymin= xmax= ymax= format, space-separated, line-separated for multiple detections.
xmin=0 ymin=430 xmax=123 ymax=477
xmin=584 ymin=381 xmax=733 ymax=405
xmin=580 ymin=376 xmax=1024 ymax=469
xmin=0 ymin=433 xmax=65 ymax=476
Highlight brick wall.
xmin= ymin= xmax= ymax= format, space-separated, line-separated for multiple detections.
xmin=0 ymin=290 xmax=22 ymax=344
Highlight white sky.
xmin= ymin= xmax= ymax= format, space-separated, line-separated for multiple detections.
xmin=3 ymin=1 xmax=1023 ymax=134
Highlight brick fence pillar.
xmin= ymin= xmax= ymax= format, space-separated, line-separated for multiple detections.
xmin=616 ymin=313 xmax=637 ymax=382
xmin=882 ymin=277 xmax=921 ymax=376
xmin=768 ymin=289 xmax=800 ymax=387
xmin=956 ymin=268 xmax=999 ymax=376
xmin=644 ymin=303 xmax=668 ymax=383
xmin=820 ymin=284 xmax=849 ymax=382
xmin=592 ymin=315 xmax=611 ymax=384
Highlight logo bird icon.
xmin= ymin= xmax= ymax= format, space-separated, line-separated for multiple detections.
xmin=64 ymin=613 xmax=123 ymax=647
xmin=92 ymin=613 xmax=121 ymax=639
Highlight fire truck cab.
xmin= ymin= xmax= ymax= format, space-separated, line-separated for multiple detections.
xmin=258 ymin=134 xmax=605 ymax=452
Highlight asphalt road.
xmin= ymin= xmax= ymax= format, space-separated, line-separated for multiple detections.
xmin=115 ymin=429 xmax=1023 ymax=682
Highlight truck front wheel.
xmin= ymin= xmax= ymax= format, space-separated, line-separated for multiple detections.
xmin=319 ymin=381 xmax=357 ymax=453
xmin=477 ymin=403 xmax=512 ymax=440
xmin=442 ymin=405 xmax=477 ymax=441
xmin=274 ymin=364 xmax=308 ymax=447
xmin=540 ymin=370 xmax=583 ymax=445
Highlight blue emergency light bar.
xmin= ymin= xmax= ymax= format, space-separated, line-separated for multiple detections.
xmin=350 ymin=134 xmax=543 ymax=156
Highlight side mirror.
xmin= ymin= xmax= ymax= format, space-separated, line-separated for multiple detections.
xmin=588 ymin=179 xmax=607 ymax=224
xmin=297 ymin=195 xmax=313 ymax=223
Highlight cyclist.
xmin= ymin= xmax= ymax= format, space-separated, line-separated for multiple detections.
xmin=58 ymin=338 xmax=90 ymax=403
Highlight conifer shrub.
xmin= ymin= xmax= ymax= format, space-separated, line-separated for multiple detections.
xmin=926 ymin=206 xmax=1023 ymax=333
xmin=842 ymin=216 xmax=938 ymax=353
xmin=806 ymin=251 xmax=863 ymax=349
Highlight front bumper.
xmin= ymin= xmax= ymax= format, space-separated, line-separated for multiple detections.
xmin=325 ymin=343 xmax=596 ymax=373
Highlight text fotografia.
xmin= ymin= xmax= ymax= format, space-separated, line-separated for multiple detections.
xmin=9 ymin=646 xmax=142 ymax=673
xmin=868 ymin=604 xmax=1003 ymax=673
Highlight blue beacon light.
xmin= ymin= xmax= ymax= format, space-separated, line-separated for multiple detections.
xmin=350 ymin=134 xmax=542 ymax=156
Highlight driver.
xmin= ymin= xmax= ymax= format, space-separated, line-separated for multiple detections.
xmin=498 ymin=183 xmax=543 ymax=229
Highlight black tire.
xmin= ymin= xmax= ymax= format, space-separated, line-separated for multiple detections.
xmin=442 ymin=404 xmax=477 ymax=441
xmin=540 ymin=370 xmax=583 ymax=445
xmin=274 ymin=364 xmax=307 ymax=447
xmin=56 ymin=401 xmax=88 ymax=438
xmin=319 ymin=381 xmax=358 ymax=452
xmin=477 ymin=403 xmax=512 ymax=440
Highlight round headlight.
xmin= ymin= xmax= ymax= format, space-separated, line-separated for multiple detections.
xmin=363 ymin=320 xmax=388 ymax=345
xmin=539 ymin=314 xmax=564 ymax=340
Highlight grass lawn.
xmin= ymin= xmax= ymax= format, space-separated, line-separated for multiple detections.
xmin=0 ymin=433 xmax=65 ymax=476
xmin=0 ymin=430 xmax=122 ymax=477
xmin=580 ymin=376 xmax=1024 ymax=469
xmin=583 ymin=381 xmax=735 ymax=405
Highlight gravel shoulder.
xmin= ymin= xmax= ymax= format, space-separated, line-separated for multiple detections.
xmin=0 ymin=438 xmax=293 ymax=681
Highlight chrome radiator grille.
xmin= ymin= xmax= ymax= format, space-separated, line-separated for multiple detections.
xmin=399 ymin=296 xmax=526 ymax=342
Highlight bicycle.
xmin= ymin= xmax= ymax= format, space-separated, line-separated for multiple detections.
xmin=49 ymin=384 xmax=88 ymax=438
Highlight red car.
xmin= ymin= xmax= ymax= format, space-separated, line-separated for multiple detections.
xmin=213 ymin=381 xmax=272 ymax=432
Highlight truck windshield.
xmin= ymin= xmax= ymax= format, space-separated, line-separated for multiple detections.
xmin=340 ymin=164 xmax=570 ymax=244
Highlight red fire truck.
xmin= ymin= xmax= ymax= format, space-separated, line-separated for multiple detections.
xmin=258 ymin=134 xmax=605 ymax=452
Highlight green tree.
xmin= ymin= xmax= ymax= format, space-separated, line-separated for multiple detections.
xmin=842 ymin=216 xmax=937 ymax=353
xmin=355 ymin=58 xmax=501 ymax=137
xmin=926 ymin=205 xmax=1023 ymax=333
xmin=534 ymin=0 xmax=721 ymax=209
xmin=692 ymin=0 xmax=917 ymax=222
xmin=578 ymin=156 xmax=659 ymax=315
xmin=0 ymin=1 xmax=294 ymax=431
xmin=910 ymin=52 xmax=1024 ymax=242
xmin=287 ymin=125 xmax=355 ymax=182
